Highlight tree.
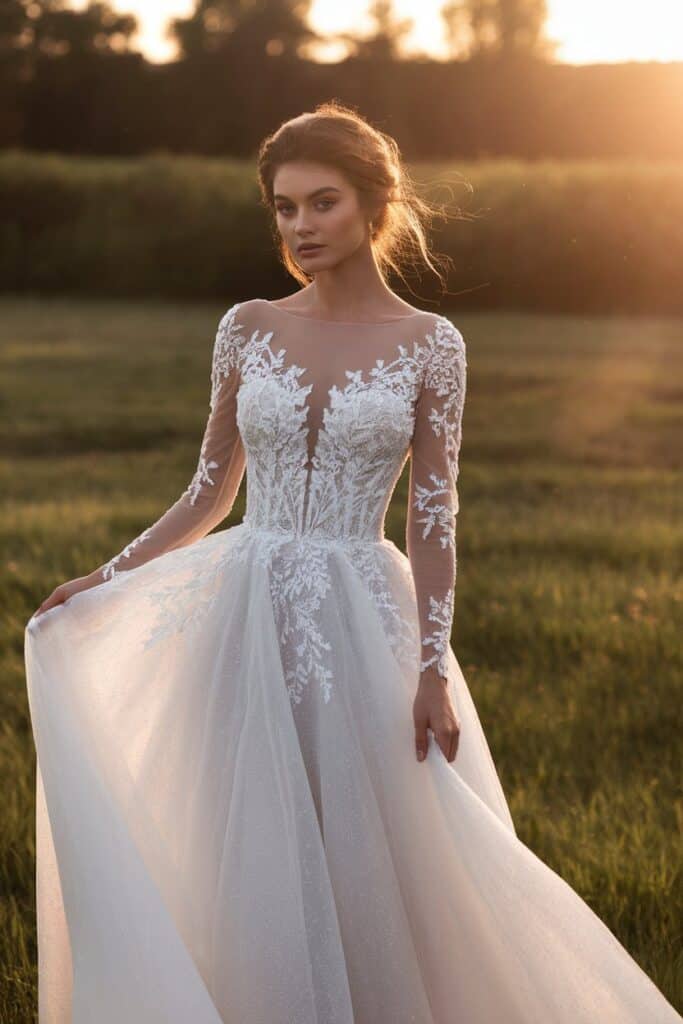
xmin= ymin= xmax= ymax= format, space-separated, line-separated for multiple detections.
xmin=442 ymin=0 xmax=557 ymax=62
xmin=35 ymin=3 xmax=137 ymax=57
xmin=337 ymin=0 xmax=414 ymax=61
xmin=0 ymin=0 xmax=137 ymax=83
xmin=170 ymin=0 xmax=321 ymax=61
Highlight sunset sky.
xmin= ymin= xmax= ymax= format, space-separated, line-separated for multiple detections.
xmin=73 ymin=0 xmax=683 ymax=65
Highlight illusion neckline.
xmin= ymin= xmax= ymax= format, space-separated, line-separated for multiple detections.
xmin=257 ymin=298 xmax=428 ymax=327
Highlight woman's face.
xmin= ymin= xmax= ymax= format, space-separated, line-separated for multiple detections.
xmin=272 ymin=161 xmax=372 ymax=272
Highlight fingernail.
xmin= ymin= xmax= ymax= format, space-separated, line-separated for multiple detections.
xmin=417 ymin=750 xmax=424 ymax=761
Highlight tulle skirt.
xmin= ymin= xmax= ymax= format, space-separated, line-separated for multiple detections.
xmin=24 ymin=522 xmax=682 ymax=1023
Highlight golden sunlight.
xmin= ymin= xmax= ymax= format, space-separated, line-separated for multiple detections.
xmin=546 ymin=0 xmax=683 ymax=64
xmin=71 ymin=0 xmax=683 ymax=65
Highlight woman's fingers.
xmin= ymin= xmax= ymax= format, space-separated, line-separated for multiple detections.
xmin=435 ymin=720 xmax=461 ymax=763
xmin=415 ymin=715 xmax=429 ymax=761
xmin=414 ymin=682 xmax=461 ymax=764
xmin=33 ymin=586 xmax=67 ymax=619
xmin=450 ymin=717 xmax=461 ymax=761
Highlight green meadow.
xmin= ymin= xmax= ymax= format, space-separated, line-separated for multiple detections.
xmin=1 ymin=295 xmax=681 ymax=1019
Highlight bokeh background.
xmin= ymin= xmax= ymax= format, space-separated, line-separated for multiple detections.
xmin=1 ymin=1 xmax=682 ymax=1019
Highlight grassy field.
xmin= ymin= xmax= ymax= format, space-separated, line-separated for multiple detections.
xmin=1 ymin=295 xmax=682 ymax=1019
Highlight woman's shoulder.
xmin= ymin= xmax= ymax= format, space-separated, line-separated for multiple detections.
xmin=214 ymin=298 xmax=275 ymax=347
xmin=418 ymin=314 xmax=466 ymax=379
xmin=425 ymin=312 xmax=465 ymax=350
xmin=419 ymin=314 xmax=466 ymax=396
xmin=217 ymin=298 xmax=257 ymax=329
xmin=209 ymin=301 xmax=255 ymax=394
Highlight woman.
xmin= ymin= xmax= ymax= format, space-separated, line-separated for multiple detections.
xmin=25 ymin=101 xmax=681 ymax=1023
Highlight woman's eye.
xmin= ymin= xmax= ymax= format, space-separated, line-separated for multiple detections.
xmin=276 ymin=200 xmax=334 ymax=216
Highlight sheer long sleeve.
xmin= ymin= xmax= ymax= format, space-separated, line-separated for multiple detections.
xmin=406 ymin=317 xmax=467 ymax=682
xmin=95 ymin=303 xmax=247 ymax=583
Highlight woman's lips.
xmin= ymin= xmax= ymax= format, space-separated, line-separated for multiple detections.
xmin=298 ymin=245 xmax=325 ymax=255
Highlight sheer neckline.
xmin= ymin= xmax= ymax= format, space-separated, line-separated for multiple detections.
xmin=256 ymin=298 xmax=427 ymax=327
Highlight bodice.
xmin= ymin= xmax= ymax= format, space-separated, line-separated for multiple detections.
xmin=234 ymin=307 xmax=429 ymax=543
xmin=97 ymin=297 xmax=467 ymax=702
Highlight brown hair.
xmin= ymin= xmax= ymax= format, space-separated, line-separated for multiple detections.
xmin=256 ymin=99 xmax=465 ymax=294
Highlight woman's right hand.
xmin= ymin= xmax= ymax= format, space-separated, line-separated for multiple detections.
xmin=31 ymin=571 xmax=104 ymax=621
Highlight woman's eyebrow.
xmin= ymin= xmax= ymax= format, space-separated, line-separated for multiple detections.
xmin=274 ymin=186 xmax=342 ymax=201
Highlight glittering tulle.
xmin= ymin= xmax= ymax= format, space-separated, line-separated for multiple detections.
xmin=25 ymin=522 xmax=681 ymax=1024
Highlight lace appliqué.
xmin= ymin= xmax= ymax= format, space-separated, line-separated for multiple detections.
xmin=419 ymin=587 xmax=454 ymax=677
xmin=349 ymin=541 xmax=421 ymax=675
xmin=258 ymin=533 xmax=336 ymax=706
xmin=238 ymin=331 xmax=423 ymax=705
xmin=100 ymin=304 xmax=248 ymax=582
xmin=101 ymin=527 xmax=154 ymax=581
xmin=413 ymin=317 xmax=466 ymax=677
xmin=422 ymin=317 xmax=466 ymax=498
xmin=185 ymin=303 xmax=247 ymax=507
xmin=139 ymin=539 xmax=241 ymax=651
xmin=139 ymin=323 xmax=435 ymax=706
xmin=113 ymin=312 xmax=463 ymax=705
xmin=411 ymin=473 xmax=455 ymax=549
xmin=185 ymin=454 xmax=219 ymax=504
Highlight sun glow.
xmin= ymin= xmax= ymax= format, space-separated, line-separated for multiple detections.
xmin=69 ymin=0 xmax=683 ymax=65
xmin=545 ymin=0 xmax=683 ymax=64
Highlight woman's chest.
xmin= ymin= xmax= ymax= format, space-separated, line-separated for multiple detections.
xmin=235 ymin=331 xmax=427 ymax=468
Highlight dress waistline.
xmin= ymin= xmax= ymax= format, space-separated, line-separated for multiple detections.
xmin=240 ymin=519 xmax=386 ymax=549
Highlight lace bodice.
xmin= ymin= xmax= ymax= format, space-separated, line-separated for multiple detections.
xmin=97 ymin=299 xmax=467 ymax=684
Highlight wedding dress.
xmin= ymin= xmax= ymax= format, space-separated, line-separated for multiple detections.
xmin=24 ymin=299 xmax=681 ymax=1023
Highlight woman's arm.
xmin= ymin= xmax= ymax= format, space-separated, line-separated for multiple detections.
xmin=31 ymin=303 xmax=248 ymax=620
xmin=93 ymin=302 xmax=247 ymax=582
xmin=407 ymin=316 xmax=467 ymax=680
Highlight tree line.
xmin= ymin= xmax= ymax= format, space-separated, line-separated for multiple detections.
xmin=1 ymin=0 xmax=681 ymax=158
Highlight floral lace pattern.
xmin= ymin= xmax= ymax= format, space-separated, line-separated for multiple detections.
xmin=186 ymin=306 xmax=248 ymax=507
xmin=230 ymin=324 xmax=430 ymax=704
xmin=411 ymin=474 xmax=456 ymax=549
xmin=101 ymin=528 xmax=154 ymax=581
xmin=101 ymin=302 xmax=466 ymax=704
xmin=407 ymin=316 xmax=467 ymax=678
xmin=420 ymin=588 xmax=456 ymax=678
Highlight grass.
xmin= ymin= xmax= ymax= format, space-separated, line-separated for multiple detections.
xmin=1 ymin=295 xmax=682 ymax=1019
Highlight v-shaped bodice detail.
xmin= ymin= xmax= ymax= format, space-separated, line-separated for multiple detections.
xmin=235 ymin=324 xmax=426 ymax=542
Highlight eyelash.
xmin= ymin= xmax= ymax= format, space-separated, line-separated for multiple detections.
xmin=276 ymin=199 xmax=335 ymax=216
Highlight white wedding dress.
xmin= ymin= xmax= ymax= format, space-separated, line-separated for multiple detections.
xmin=24 ymin=299 xmax=681 ymax=1023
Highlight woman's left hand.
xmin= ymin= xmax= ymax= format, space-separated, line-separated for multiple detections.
xmin=412 ymin=670 xmax=461 ymax=764
xmin=31 ymin=571 xmax=103 ymax=621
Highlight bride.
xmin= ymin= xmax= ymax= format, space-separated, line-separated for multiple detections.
xmin=25 ymin=100 xmax=681 ymax=1023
